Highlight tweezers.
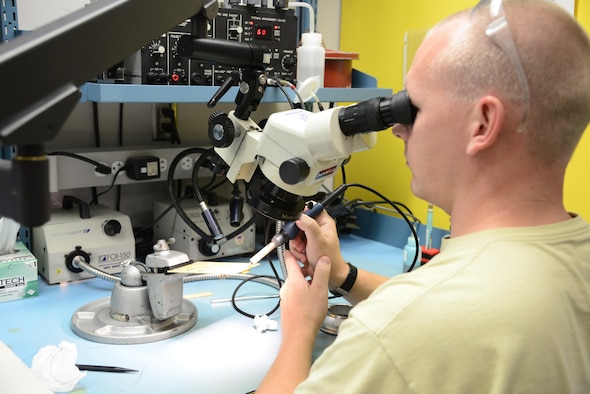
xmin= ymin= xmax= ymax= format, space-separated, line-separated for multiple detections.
xmin=76 ymin=364 xmax=138 ymax=373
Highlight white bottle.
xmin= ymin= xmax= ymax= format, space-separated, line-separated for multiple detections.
xmin=403 ymin=235 xmax=422 ymax=272
xmin=296 ymin=32 xmax=325 ymax=88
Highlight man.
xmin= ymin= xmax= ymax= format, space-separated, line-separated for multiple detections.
xmin=257 ymin=0 xmax=590 ymax=392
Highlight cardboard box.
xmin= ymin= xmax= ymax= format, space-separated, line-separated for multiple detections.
xmin=0 ymin=241 xmax=38 ymax=303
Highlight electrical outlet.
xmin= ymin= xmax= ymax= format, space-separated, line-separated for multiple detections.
xmin=111 ymin=161 xmax=125 ymax=175
xmin=94 ymin=161 xmax=110 ymax=177
xmin=153 ymin=104 xmax=177 ymax=142
xmin=181 ymin=157 xmax=193 ymax=171
xmin=160 ymin=158 xmax=168 ymax=173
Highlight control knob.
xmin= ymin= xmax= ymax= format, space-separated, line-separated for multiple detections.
xmin=281 ymin=55 xmax=296 ymax=71
xmin=103 ymin=219 xmax=122 ymax=236
xmin=208 ymin=111 xmax=237 ymax=148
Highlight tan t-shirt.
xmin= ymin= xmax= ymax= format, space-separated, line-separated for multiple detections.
xmin=296 ymin=216 xmax=590 ymax=393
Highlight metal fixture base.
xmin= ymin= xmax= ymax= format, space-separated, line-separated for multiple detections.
xmin=71 ymin=297 xmax=197 ymax=344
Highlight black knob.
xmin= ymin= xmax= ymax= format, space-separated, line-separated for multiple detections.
xmin=103 ymin=219 xmax=122 ymax=236
xmin=208 ymin=111 xmax=236 ymax=148
xmin=198 ymin=239 xmax=221 ymax=257
xmin=279 ymin=158 xmax=310 ymax=185
xmin=146 ymin=71 xmax=156 ymax=83
xmin=191 ymin=72 xmax=204 ymax=85
xmin=157 ymin=71 xmax=168 ymax=84
xmin=281 ymin=56 xmax=296 ymax=71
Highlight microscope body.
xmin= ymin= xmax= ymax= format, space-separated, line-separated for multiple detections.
xmin=212 ymin=107 xmax=377 ymax=204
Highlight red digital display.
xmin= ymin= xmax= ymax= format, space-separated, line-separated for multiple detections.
xmin=255 ymin=25 xmax=271 ymax=40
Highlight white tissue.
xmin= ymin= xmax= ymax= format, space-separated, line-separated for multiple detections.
xmin=31 ymin=341 xmax=86 ymax=392
xmin=253 ymin=315 xmax=278 ymax=334
xmin=0 ymin=217 xmax=20 ymax=254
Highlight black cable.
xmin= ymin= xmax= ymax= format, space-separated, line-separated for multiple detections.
xmin=167 ymin=147 xmax=212 ymax=241
xmin=116 ymin=103 xmax=124 ymax=211
xmin=230 ymin=274 xmax=283 ymax=319
xmin=191 ymin=148 xmax=214 ymax=203
xmin=273 ymin=82 xmax=296 ymax=109
xmin=190 ymin=149 xmax=228 ymax=200
xmin=231 ymin=237 xmax=285 ymax=319
xmin=292 ymin=90 xmax=305 ymax=109
xmin=340 ymin=163 xmax=348 ymax=201
xmin=118 ymin=103 xmax=124 ymax=145
xmin=92 ymin=102 xmax=101 ymax=147
xmin=47 ymin=151 xmax=111 ymax=175
xmin=91 ymin=102 xmax=101 ymax=204
xmin=163 ymin=104 xmax=181 ymax=144
xmin=283 ymin=80 xmax=305 ymax=108
xmin=229 ymin=182 xmax=420 ymax=318
xmin=268 ymin=78 xmax=297 ymax=109
xmin=229 ymin=214 xmax=284 ymax=319
xmin=167 ymin=147 xmax=260 ymax=244
xmin=197 ymin=170 xmax=218 ymax=192
xmin=91 ymin=165 xmax=126 ymax=204
xmin=343 ymin=183 xmax=421 ymax=271
xmin=347 ymin=199 xmax=419 ymax=224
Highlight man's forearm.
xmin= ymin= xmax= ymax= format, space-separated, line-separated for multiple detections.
xmin=256 ymin=332 xmax=315 ymax=393
xmin=343 ymin=268 xmax=388 ymax=305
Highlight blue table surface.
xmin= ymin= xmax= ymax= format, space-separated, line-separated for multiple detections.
xmin=0 ymin=234 xmax=403 ymax=394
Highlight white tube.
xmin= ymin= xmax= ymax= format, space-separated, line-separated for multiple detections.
xmin=289 ymin=1 xmax=315 ymax=33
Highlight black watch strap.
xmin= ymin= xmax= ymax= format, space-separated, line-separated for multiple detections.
xmin=330 ymin=263 xmax=357 ymax=297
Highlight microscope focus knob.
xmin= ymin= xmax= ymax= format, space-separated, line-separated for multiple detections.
xmin=279 ymin=158 xmax=310 ymax=185
xmin=208 ymin=111 xmax=236 ymax=148
xmin=103 ymin=219 xmax=122 ymax=236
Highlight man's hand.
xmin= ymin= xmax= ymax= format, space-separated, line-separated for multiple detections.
xmin=256 ymin=251 xmax=331 ymax=393
xmin=289 ymin=209 xmax=389 ymax=305
xmin=289 ymin=210 xmax=350 ymax=292
xmin=280 ymin=250 xmax=331 ymax=339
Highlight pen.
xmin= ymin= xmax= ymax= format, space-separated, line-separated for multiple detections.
xmin=76 ymin=364 xmax=138 ymax=373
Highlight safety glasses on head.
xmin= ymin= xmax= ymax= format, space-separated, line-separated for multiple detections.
xmin=471 ymin=0 xmax=530 ymax=132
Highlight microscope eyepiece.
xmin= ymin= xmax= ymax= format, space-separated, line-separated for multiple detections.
xmin=338 ymin=90 xmax=417 ymax=136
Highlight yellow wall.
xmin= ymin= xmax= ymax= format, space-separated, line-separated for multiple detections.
xmin=339 ymin=0 xmax=590 ymax=230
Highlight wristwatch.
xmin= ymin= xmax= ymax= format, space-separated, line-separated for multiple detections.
xmin=330 ymin=262 xmax=358 ymax=297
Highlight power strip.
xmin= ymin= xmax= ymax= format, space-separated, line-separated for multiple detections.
xmin=48 ymin=146 xmax=208 ymax=192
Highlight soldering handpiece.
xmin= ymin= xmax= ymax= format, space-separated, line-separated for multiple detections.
xmin=248 ymin=185 xmax=347 ymax=266
xmin=248 ymin=203 xmax=323 ymax=266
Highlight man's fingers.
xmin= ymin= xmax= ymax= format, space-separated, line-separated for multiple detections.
xmin=283 ymin=250 xmax=302 ymax=278
xmin=311 ymin=256 xmax=331 ymax=291
xmin=295 ymin=214 xmax=322 ymax=236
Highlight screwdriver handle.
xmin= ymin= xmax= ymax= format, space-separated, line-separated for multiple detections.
xmin=277 ymin=183 xmax=348 ymax=244
xmin=281 ymin=202 xmax=324 ymax=241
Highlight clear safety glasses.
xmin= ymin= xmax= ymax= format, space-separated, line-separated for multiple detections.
xmin=472 ymin=0 xmax=530 ymax=132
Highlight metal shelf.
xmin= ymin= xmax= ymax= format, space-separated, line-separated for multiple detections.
xmin=79 ymin=83 xmax=392 ymax=104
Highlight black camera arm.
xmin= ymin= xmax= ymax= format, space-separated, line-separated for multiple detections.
xmin=0 ymin=0 xmax=216 ymax=227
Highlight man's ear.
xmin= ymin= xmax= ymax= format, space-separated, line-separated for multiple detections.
xmin=466 ymin=96 xmax=505 ymax=156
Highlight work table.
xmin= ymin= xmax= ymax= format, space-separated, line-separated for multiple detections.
xmin=1 ymin=234 xmax=403 ymax=393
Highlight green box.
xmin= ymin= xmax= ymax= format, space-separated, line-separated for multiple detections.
xmin=0 ymin=241 xmax=38 ymax=303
